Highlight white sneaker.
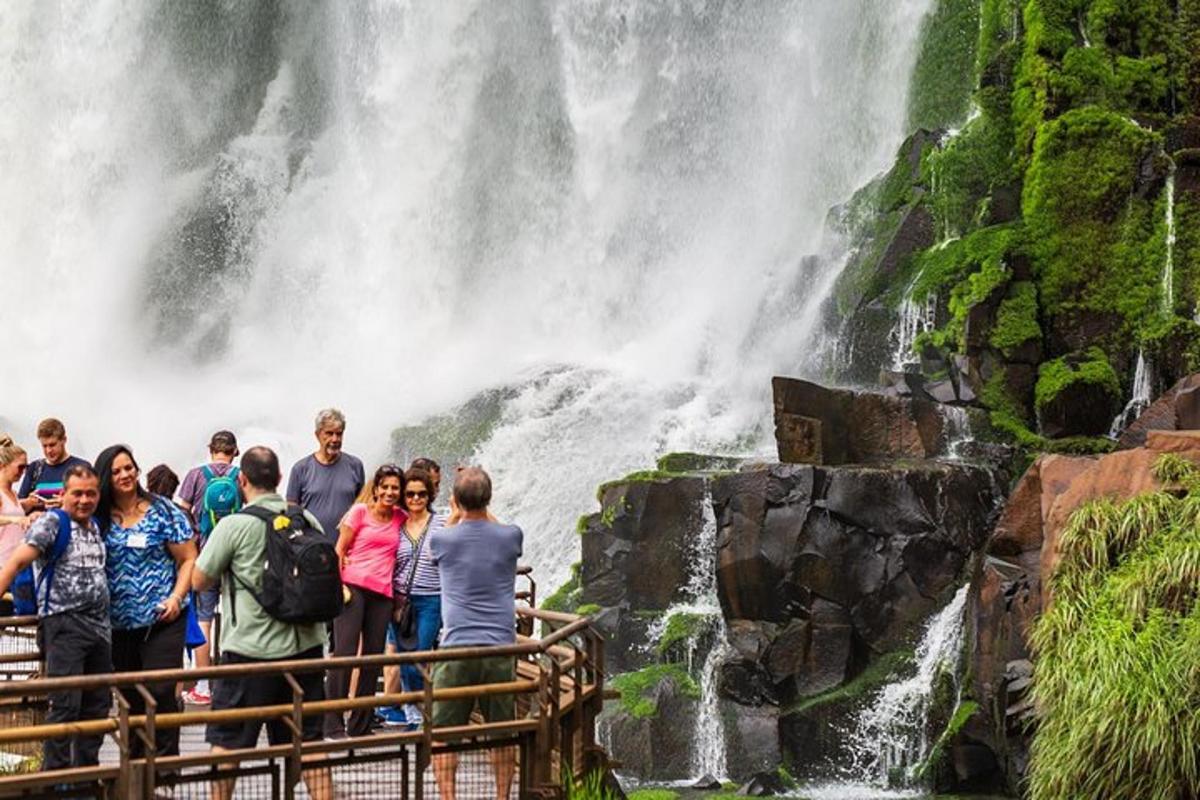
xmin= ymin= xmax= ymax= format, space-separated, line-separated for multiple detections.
xmin=403 ymin=704 xmax=424 ymax=726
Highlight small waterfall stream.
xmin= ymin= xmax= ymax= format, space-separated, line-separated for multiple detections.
xmin=1163 ymin=164 xmax=1177 ymax=314
xmin=844 ymin=585 xmax=971 ymax=787
xmin=1109 ymin=349 xmax=1152 ymax=438
xmin=939 ymin=405 xmax=972 ymax=460
xmin=890 ymin=281 xmax=937 ymax=371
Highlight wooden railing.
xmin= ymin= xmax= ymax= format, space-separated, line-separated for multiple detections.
xmin=0 ymin=601 xmax=606 ymax=799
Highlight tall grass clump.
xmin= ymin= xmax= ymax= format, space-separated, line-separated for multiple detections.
xmin=1029 ymin=455 xmax=1200 ymax=799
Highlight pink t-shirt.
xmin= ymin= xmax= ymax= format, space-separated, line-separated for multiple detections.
xmin=340 ymin=503 xmax=405 ymax=597
xmin=0 ymin=489 xmax=24 ymax=566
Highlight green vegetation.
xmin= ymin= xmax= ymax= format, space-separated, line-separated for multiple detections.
xmin=1033 ymin=347 xmax=1121 ymax=412
xmin=1023 ymin=107 xmax=1162 ymax=335
xmin=656 ymin=611 xmax=707 ymax=657
xmin=627 ymin=791 xmax=679 ymax=800
xmin=655 ymin=452 xmax=743 ymax=473
xmin=1028 ymin=455 xmax=1200 ymax=798
xmin=783 ymin=649 xmax=912 ymax=715
xmin=565 ymin=770 xmax=618 ymax=800
xmin=611 ymin=663 xmax=701 ymax=719
xmin=908 ymin=0 xmax=982 ymax=130
xmin=542 ymin=562 xmax=582 ymax=613
xmin=575 ymin=603 xmax=601 ymax=617
xmin=915 ymin=699 xmax=981 ymax=780
xmin=990 ymin=281 xmax=1041 ymax=357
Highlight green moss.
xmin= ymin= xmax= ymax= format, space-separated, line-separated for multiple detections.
xmin=596 ymin=470 xmax=680 ymax=500
xmin=915 ymin=699 xmax=982 ymax=780
xmin=908 ymin=0 xmax=983 ymax=130
xmin=1028 ymin=457 xmax=1200 ymax=799
xmin=576 ymin=514 xmax=592 ymax=535
xmin=783 ymin=649 xmax=912 ymax=715
xmin=990 ymin=280 xmax=1042 ymax=356
xmin=576 ymin=603 xmax=601 ymax=617
xmin=656 ymin=611 xmax=707 ymax=657
xmin=542 ymin=562 xmax=582 ymax=613
xmin=611 ymin=663 xmax=701 ymax=719
xmin=1023 ymin=107 xmax=1162 ymax=335
xmin=655 ymin=452 xmax=743 ymax=473
xmin=1034 ymin=347 xmax=1121 ymax=411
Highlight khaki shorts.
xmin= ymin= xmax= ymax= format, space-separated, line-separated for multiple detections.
xmin=432 ymin=655 xmax=516 ymax=728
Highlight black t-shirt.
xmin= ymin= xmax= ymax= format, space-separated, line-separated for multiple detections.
xmin=18 ymin=455 xmax=92 ymax=499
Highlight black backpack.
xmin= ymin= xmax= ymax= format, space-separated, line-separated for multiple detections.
xmin=228 ymin=505 xmax=343 ymax=625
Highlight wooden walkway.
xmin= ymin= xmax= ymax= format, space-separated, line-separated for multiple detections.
xmin=0 ymin=607 xmax=606 ymax=800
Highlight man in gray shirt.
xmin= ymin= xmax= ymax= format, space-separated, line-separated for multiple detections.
xmin=285 ymin=408 xmax=364 ymax=542
xmin=429 ymin=466 xmax=523 ymax=800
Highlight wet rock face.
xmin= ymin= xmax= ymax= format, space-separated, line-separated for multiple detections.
xmin=1118 ymin=373 xmax=1200 ymax=448
xmin=773 ymin=376 xmax=977 ymax=464
xmin=580 ymin=475 xmax=708 ymax=672
xmin=713 ymin=461 xmax=1000 ymax=702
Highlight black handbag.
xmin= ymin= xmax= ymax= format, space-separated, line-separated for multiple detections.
xmin=392 ymin=517 xmax=431 ymax=648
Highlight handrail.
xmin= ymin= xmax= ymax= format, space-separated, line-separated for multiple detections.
xmin=0 ymin=593 xmax=608 ymax=799
xmin=0 ymin=613 xmax=592 ymax=697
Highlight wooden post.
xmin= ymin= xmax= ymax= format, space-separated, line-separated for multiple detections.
xmin=114 ymin=690 xmax=133 ymax=799
xmin=283 ymin=672 xmax=305 ymax=800
xmin=134 ymin=683 xmax=157 ymax=800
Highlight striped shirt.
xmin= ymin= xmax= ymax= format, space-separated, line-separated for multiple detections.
xmin=393 ymin=511 xmax=445 ymax=596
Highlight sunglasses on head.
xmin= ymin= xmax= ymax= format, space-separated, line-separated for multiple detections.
xmin=405 ymin=490 xmax=429 ymax=499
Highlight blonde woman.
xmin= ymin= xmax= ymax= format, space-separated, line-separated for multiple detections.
xmin=0 ymin=436 xmax=33 ymax=568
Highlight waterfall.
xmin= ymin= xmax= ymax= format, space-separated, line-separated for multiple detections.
xmin=1109 ymin=349 xmax=1153 ymax=438
xmin=939 ymin=405 xmax=972 ymax=460
xmin=1 ymin=0 xmax=937 ymax=588
xmin=1163 ymin=165 xmax=1177 ymax=314
xmin=890 ymin=281 xmax=937 ymax=371
xmin=844 ymin=585 xmax=970 ymax=787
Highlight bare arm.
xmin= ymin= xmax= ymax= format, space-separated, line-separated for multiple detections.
xmin=193 ymin=563 xmax=217 ymax=593
xmin=159 ymin=539 xmax=197 ymax=622
xmin=0 ymin=543 xmax=41 ymax=599
xmin=335 ymin=521 xmax=357 ymax=569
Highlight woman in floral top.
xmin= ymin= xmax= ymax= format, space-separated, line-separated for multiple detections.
xmin=95 ymin=444 xmax=196 ymax=758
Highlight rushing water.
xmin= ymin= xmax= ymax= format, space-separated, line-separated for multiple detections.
xmin=890 ymin=280 xmax=937 ymax=372
xmin=1163 ymin=164 xmax=1176 ymax=314
xmin=842 ymin=585 xmax=971 ymax=788
xmin=1109 ymin=349 xmax=1152 ymax=438
xmin=1 ymin=1 xmax=934 ymax=586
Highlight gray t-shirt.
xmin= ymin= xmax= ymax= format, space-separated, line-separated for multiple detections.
xmin=430 ymin=519 xmax=523 ymax=647
xmin=24 ymin=512 xmax=110 ymax=636
xmin=285 ymin=453 xmax=364 ymax=542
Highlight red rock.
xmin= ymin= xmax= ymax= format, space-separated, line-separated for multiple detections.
xmin=987 ymin=464 xmax=1044 ymax=556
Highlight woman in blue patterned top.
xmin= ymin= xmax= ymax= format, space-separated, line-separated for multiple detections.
xmin=95 ymin=444 xmax=197 ymax=758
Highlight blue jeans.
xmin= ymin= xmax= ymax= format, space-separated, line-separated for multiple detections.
xmin=394 ymin=594 xmax=442 ymax=694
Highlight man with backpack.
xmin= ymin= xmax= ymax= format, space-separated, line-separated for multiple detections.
xmin=0 ymin=464 xmax=112 ymax=771
xmin=193 ymin=446 xmax=338 ymax=800
xmin=177 ymin=430 xmax=240 ymax=704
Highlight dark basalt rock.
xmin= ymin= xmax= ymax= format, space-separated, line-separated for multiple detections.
xmin=714 ymin=460 xmax=1000 ymax=669
xmin=774 ymin=376 xmax=975 ymax=464
xmin=602 ymin=674 xmax=698 ymax=781
xmin=737 ymin=770 xmax=787 ymax=796
xmin=1037 ymin=378 xmax=1121 ymax=439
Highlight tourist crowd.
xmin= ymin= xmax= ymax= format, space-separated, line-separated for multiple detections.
xmin=0 ymin=411 xmax=524 ymax=800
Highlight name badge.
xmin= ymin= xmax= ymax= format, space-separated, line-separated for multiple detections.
xmin=127 ymin=533 xmax=149 ymax=549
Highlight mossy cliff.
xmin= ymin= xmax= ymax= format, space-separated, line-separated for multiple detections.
xmin=832 ymin=0 xmax=1200 ymax=451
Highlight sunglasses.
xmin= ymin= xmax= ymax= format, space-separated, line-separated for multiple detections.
xmin=405 ymin=490 xmax=429 ymax=500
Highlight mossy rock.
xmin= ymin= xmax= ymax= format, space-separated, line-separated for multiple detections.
xmin=542 ymin=562 xmax=582 ymax=613
xmin=654 ymin=452 xmax=744 ymax=474
xmin=1034 ymin=347 xmax=1122 ymax=437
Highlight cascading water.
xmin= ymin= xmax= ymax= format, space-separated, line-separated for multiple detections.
xmin=890 ymin=281 xmax=938 ymax=372
xmin=843 ymin=585 xmax=971 ymax=788
xmin=1162 ymin=163 xmax=1177 ymax=314
xmin=1 ymin=1 xmax=936 ymax=587
xmin=1109 ymin=349 xmax=1153 ymax=438
xmin=939 ymin=405 xmax=972 ymax=460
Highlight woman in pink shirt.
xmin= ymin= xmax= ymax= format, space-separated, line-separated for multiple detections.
xmin=0 ymin=436 xmax=33 ymax=572
xmin=324 ymin=463 xmax=406 ymax=739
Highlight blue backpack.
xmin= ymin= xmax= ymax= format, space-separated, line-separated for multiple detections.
xmin=11 ymin=509 xmax=74 ymax=616
xmin=200 ymin=465 xmax=241 ymax=540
